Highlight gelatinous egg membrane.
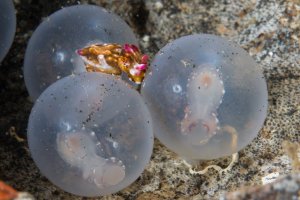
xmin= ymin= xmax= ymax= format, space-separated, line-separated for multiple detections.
xmin=24 ymin=5 xmax=138 ymax=100
xmin=141 ymin=34 xmax=268 ymax=160
xmin=0 ymin=0 xmax=16 ymax=63
xmin=28 ymin=73 xmax=153 ymax=196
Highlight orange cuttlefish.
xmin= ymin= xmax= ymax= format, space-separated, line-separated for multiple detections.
xmin=77 ymin=43 xmax=148 ymax=84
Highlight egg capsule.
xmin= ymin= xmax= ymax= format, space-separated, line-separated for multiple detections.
xmin=141 ymin=34 xmax=268 ymax=160
xmin=0 ymin=0 xmax=16 ymax=63
xmin=28 ymin=73 xmax=153 ymax=196
xmin=24 ymin=5 xmax=138 ymax=100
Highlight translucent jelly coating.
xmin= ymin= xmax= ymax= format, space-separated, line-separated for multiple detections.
xmin=141 ymin=34 xmax=268 ymax=160
xmin=24 ymin=5 xmax=138 ymax=100
xmin=0 ymin=0 xmax=16 ymax=63
xmin=28 ymin=73 xmax=153 ymax=196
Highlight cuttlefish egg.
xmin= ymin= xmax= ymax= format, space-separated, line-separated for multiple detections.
xmin=24 ymin=4 xmax=138 ymax=100
xmin=0 ymin=0 xmax=16 ymax=63
xmin=28 ymin=73 xmax=153 ymax=196
xmin=141 ymin=34 xmax=268 ymax=160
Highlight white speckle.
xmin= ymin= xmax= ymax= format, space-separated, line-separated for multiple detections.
xmin=142 ymin=35 xmax=150 ymax=42
xmin=55 ymin=51 xmax=65 ymax=63
xmin=113 ymin=141 xmax=119 ymax=148
xmin=154 ymin=1 xmax=163 ymax=11
xmin=61 ymin=121 xmax=71 ymax=131
xmin=262 ymin=172 xmax=280 ymax=184
xmin=172 ymin=84 xmax=182 ymax=93
xmin=181 ymin=59 xmax=192 ymax=67
xmin=57 ymin=75 xmax=61 ymax=79
xmin=158 ymin=50 xmax=164 ymax=55
xmin=110 ymin=157 xmax=116 ymax=163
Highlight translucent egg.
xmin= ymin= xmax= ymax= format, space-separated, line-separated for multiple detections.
xmin=0 ymin=0 xmax=16 ymax=63
xmin=24 ymin=5 xmax=138 ymax=100
xmin=27 ymin=73 xmax=153 ymax=196
xmin=141 ymin=34 xmax=268 ymax=160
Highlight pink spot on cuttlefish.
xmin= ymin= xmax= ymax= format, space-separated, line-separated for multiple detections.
xmin=124 ymin=44 xmax=139 ymax=54
xmin=134 ymin=63 xmax=147 ymax=71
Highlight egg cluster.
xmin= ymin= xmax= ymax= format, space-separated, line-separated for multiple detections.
xmin=22 ymin=4 xmax=268 ymax=198
xmin=24 ymin=5 xmax=153 ymax=197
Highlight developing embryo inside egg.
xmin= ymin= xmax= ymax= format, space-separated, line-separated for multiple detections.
xmin=181 ymin=66 xmax=225 ymax=145
xmin=27 ymin=73 xmax=153 ymax=196
xmin=56 ymin=131 xmax=126 ymax=189
xmin=141 ymin=34 xmax=268 ymax=160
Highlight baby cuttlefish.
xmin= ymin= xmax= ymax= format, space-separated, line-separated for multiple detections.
xmin=56 ymin=131 xmax=126 ymax=188
xmin=77 ymin=43 xmax=148 ymax=84
xmin=181 ymin=65 xmax=225 ymax=145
